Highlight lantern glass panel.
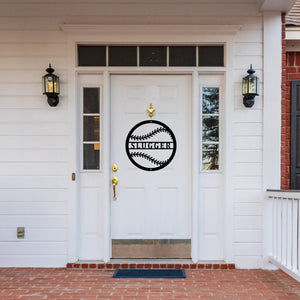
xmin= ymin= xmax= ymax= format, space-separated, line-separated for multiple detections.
xmin=248 ymin=77 xmax=257 ymax=94
xmin=254 ymin=77 xmax=258 ymax=94
xmin=46 ymin=76 xmax=54 ymax=93
xmin=42 ymin=77 xmax=46 ymax=94
xmin=242 ymin=78 xmax=248 ymax=95
xmin=53 ymin=76 xmax=59 ymax=93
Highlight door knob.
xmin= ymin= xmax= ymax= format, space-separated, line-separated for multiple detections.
xmin=112 ymin=176 xmax=119 ymax=200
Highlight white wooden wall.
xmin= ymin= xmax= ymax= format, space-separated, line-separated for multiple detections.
xmin=0 ymin=0 xmax=279 ymax=268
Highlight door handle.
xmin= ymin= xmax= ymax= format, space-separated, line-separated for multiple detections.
xmin=112 ymin=176 xmax=119 ymax=200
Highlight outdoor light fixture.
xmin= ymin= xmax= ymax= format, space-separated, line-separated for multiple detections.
xmin=42 ymin=64 xmax=60 ymax=107
xmin=242 ymin=64 xmax=259 ymax=108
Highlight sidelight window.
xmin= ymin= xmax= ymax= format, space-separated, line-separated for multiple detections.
xmin=82 ymin=87 xmax=100 ymax=170
xmin=201 ymin=87 xmax=220 ymax=171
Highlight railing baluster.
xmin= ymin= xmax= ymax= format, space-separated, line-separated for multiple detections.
xmin=287 ymin=198 xmax=291 ymax=269
xmin=280 ymin=198 xmax=283 ymax=264
xmin=276 ymin=196 xmax=279 ymax=261
xmin=298 ymin=199 xmax=300 ymax=276
xmin=295 ymin=199 xmax=298 ymax=273
xmin=284 ymin=197 xmax=287 ymax=266
xmin=291 ymin=199 xmax=294 ymax=271
xmin=273 ymin=197 xmax=276 ymax=259
xmin=278 ymin=197 xmax=280 ymax=261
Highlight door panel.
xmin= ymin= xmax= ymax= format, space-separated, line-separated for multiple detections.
xmin=111 ymin=75 xmax=191 ymax=245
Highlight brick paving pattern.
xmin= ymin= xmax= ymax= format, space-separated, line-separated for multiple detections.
xmin=0 ymin=268 xmax=299 ymax=299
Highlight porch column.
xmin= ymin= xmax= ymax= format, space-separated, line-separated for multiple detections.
xmin=263 ymin=11 xmax=282 ymax=269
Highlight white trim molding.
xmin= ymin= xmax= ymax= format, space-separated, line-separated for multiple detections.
xmin=60 ymin=24 xmax=242 ymax=35
xmin=60 ymin=25 xmax=241 ymax=45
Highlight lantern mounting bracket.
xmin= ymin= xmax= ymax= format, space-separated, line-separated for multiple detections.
xmin=47 ymin=94 xmax=59 ymax=107
xmin=243 ymin=94 xmax=256 ymax=108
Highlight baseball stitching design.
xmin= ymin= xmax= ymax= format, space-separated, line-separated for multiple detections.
xmin=130 ymin=127 xmax=171 ymax=141
xmin=130 ymin=152 xmax=168 ymax=166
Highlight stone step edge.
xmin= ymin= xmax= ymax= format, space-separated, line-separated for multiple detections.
xmin=66 ymin=263 xmax=235 ymax=270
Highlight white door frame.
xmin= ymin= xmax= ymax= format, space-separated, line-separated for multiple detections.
xmin=64 ymin=25 xmax=239 ymax=263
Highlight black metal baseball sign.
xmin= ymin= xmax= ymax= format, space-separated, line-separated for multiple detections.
xmin=125 ymin=120 xmax=177 ymax=171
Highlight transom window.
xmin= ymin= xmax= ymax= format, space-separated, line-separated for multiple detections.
xmin=78 ymin=45 xmax=224 ymax=67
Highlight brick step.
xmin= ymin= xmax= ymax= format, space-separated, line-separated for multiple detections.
xmin=67 ymin=262 xmax=235 ymax=270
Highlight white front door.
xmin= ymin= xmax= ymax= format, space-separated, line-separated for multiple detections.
xmin=110 ymin=75 xmax=191 ymax=257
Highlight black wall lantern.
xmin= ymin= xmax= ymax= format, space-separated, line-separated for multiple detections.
xmin=242 ymin=64 xmax=259 ymax=108
xmin=42 ymin=64 xmax=60 ymax=107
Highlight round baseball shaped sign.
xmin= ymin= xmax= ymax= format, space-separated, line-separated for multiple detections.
xmin=125 ymin=120 xmax=177 ymax=171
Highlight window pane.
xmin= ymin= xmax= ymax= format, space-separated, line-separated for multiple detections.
xmin=203 ymin=116 xmax=219 ymax=142
xmin=169 ymin=46 xmax=196 ymax=66
xmin=78 ymin=46 xmax=106 ymax=66
xmin=202 ymin=144 xmax=219 ymax=170
xmin=84 ymin=116 xmax=99 ymax=141
xmin=83 ymin=144 xmax=100 ymax=169
xmin=109 ymin=46 xmax=137 ymax=66
xmin=84 ymin=88 xmax=99 ymax=113
xmin=140 ymin=46 xmax=167 ymax=66
xmin=202 ymin=88 xmax=219 ymax=114
xmin=198 ymin=46 xmax=224 ymax=66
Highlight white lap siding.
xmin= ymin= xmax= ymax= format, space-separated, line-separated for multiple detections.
xmin=0 ymin=25 xmax=68 ymax=266
xmin=0 ymin=0 xmax=270 ymax=268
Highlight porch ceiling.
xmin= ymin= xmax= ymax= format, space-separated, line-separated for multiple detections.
xmin=0 ymin=0 xmax=294 ymax=12
xmin=0 ymin=0 xmax=294 ymax=26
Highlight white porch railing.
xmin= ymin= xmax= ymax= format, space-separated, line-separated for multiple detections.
xmin=267 ymin=190 xmax=300 ymax=282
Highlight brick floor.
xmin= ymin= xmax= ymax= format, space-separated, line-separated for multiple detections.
xmin=0 ymin=268 xmax=299 ymax=299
